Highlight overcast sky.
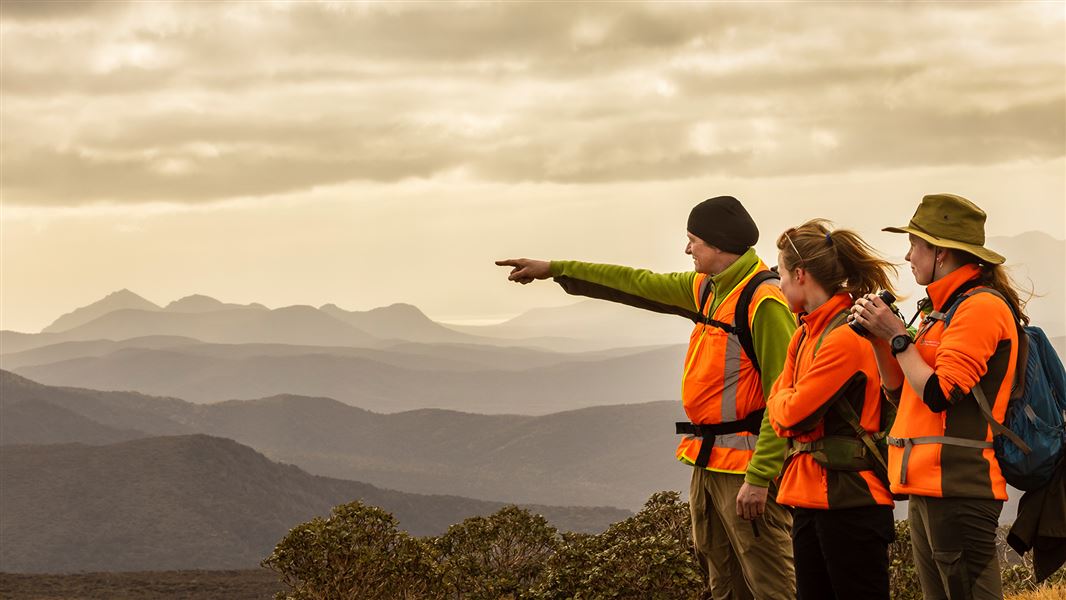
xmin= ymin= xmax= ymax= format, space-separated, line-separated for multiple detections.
xmin=2 ymin=1 xmax=1064 ymax=333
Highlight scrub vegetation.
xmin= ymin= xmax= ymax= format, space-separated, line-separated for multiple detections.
xmin=0 ymin=501 xmax=1060 ymax=600
xmin=264 ymin=492 xmax=1064 ymax=600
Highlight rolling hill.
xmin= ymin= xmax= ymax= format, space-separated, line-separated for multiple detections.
xmin=1 ymin=336 xmax=642 ymax=374
xmin=0 ymin=434 xmax=629 ymax=573
xmin=10 ymin=343 xmax=686 ymax=414
xmin=1 ymin=371 xmax=689 ymax=509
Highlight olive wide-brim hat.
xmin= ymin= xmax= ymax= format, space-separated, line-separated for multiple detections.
xmin=883 ymin=193 xmax=1005 ymax=265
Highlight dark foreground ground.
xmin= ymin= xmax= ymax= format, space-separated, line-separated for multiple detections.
xmin=0 ymin=570 xmax=282 ymax=600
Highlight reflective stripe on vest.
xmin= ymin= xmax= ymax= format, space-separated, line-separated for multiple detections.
xmin=715 ymin=432 xmax=758 ymax=451
xmin=681 ymin=433 xmax=759 ymax=452
xmin=721 ymin=334 xmax=742 ymax=422
xmin=677 ymin=263 xmax=785 ymax=473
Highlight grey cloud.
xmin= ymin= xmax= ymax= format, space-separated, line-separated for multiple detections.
xmin=276 ymin=2 xmax=718 ymax=63
xmin=675 ymin=63 xmax=930 ymax=97
xmin=2 ymin=145 xmax=463 ymax=205
xmin=1 ymin=1 xmax=1061 ymax=206
xmin=822 ymin=99 xmax=1066 ymax=170
xmin=0 ymin=0 xmax=125 ymax=21
xmin=0 ymin=2 xmax=731 ymax=98
xmin=0 ymin=65 xmax=181 ymax=97
xmin=3 ymin=93 xmax=1062 ymax=204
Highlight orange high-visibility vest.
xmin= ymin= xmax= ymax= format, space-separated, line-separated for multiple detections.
xmin=768 ymin=293 xmax=895 ymax=509
xmin=887 ymin=264 xmax=1017 ymax=499
xmin=676 ymin=263 xmax=788 ymax=473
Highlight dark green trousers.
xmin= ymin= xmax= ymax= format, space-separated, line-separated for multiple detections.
xmin=908 ymin=495 xmax=1004 ymax=600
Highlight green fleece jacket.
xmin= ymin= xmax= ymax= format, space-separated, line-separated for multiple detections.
xmin=549 ymin=249 xmax=796 ymax=488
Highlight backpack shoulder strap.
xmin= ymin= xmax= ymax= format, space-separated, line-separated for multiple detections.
xmin=811 ymin=309 xmax=892 ymax=476
xmin=813 ymin=310 xmax=851 ymax=357
xmin=939 ymin=286 xmax=1032 ymax=452
xmin=695 ymin=276 xmax=737 ymax=333
xmin=695 ymin=274 xmax=712 ymax=315
xmin=696 ymin=276 xmax=713 ymax=320
xmin=938 ymin=282 xmax=999 ymax=327
xmin=734 ymin=269 xmax=781 ymax=373
xmin=971 ymin=383 xmax=1031 ymax=453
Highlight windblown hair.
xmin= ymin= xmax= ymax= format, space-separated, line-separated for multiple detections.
xmin=948 ymin=247 xmax=1031 ymax=326
xmin=776 ymin=219 xmax=898 ymax=299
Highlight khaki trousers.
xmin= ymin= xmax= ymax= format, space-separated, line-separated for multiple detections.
xmin=689 ymin=468 xmax=796 ymax=600
xmin=908 ymin=495 xmax=1004 ymax=600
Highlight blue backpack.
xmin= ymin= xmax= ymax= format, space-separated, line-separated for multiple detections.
xmin=941 ymin=288 xmax=1066 ymax=491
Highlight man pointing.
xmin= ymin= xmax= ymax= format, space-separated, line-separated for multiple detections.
xmin=497 ymin=196 xmax=796 ymax=600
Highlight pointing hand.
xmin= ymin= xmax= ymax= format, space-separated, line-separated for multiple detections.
xmin=495 ymin=258 xmax=551 ymax=285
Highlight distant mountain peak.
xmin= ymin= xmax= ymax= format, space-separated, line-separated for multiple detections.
xmin=165 ymin=294 xmax=226 ymax=313
xmin=316 ymin=302 xmax=478 ymax=343
xmin=105 ymin=289 xmax=154 ymax=304
xmin=320 ymin=302 xmax=430 ymax=321
xmin=42 ymin=290 xmax=161 ymax=334
xmin=321 ymin=302 xmax=423 ymax=314
xmin=370 ymin=303 xmax=426 ymax=317
xmin=163 ymin=295 xmax=269 ymax=313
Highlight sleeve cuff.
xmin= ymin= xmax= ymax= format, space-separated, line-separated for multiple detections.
xmin=744 ymin=473 xmax=771 ymax=487
xmin=922 ymin=373 xmax=952 ymax=413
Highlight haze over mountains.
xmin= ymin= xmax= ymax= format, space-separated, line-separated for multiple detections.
xmin=13 ymin=287 xmax=693 ymax=354
xmin=1 ymin=230 xmax=1059 ymax=573
xmin=2 ymin=282 xmax=697 ymax=413
xmin=0 ymin=369 xmax=645 ymax=572
xmin=4 ymin=232 xmax=1061 ymax=414
xmin=9 ymin=342 xmax=683 ymax=414
xmin=1 ymin=371 xmax=688 ymax=509
xmin=0 ymin=433 xmax=628 ymax=573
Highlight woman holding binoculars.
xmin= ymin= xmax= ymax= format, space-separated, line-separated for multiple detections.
xmin=850 ymin=194 xmax=1027 ymax=600
xmin=765 ymin=219 xmax=899 ymax=600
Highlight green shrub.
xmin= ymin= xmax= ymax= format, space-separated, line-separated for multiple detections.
xmin=262 ymin=501 xmax=441 ymax=600
xmin=435 ymin=506 xmax=560 ymax=599
xmin=889 ymin=519 xmax=923 ymax=600
xmin=265 ymin=493 xmax=1064 ymax=599
xmin=530 ymin=491 xmax=702 ymax=600
xmin=1004 ymin=566 xmax=1066 ymax=597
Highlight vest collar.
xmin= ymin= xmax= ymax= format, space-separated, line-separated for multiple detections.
xmin=798 ymin=292 xmax=852 ymax=334
xmin=926 ymin=263 xmax=981 ymax=312
xmin=711 ymin=247 xmax=760 ymax=295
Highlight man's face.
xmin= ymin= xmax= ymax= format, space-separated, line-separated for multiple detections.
xmin=685 ymin=233 xmax=720 ymax=274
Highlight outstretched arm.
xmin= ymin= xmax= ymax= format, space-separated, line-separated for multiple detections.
xmin=496 ymin=258 xmax=551 ymax=285
xmin=497 ymin=258 xmax=699 ymax=317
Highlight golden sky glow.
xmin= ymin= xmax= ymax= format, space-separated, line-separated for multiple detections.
xmin=2 ymin=1 xmax=1064 ymax=332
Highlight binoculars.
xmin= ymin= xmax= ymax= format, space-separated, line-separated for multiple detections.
xmin=849 ymin=290 xmax=897 ymax=338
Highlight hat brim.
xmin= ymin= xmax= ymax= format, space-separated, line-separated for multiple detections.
xmin=883 ymin=226 xmax=1005 ymax=265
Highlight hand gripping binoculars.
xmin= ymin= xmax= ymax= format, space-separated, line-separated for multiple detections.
xmin=849 ymin=290 xmax=897 ymax=338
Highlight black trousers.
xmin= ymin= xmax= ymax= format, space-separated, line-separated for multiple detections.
xmin=792 ymin=505 xmax=895 ymax=600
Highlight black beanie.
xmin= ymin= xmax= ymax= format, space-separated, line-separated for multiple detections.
xmin=687 ymin=196 xmax=759 ymax=254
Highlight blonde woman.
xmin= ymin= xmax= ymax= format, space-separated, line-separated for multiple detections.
xmin=766 ymin=220 xmax=897 ymax=600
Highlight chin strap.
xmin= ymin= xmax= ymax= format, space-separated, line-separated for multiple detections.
xmin=907 ymin=298 xmax=928 ymax=328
